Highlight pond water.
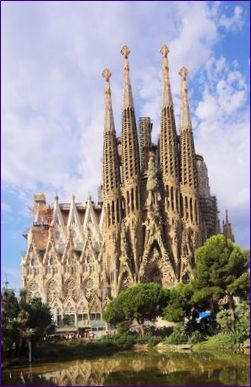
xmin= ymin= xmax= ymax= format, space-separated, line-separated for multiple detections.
xmin=2 ymin=349 xmax=250 ymax=386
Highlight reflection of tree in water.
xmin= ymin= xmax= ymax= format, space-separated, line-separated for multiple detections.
xmin=219 ymin=366 xmax=250 ymax=386
xmin=105 ymin=367 xmax=250 ymax=387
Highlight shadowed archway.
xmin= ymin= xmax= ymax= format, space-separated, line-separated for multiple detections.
xmin=141 ymin=240 xmax=163 ymax=285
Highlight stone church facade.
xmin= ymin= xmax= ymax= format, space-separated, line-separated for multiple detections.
xmin=21 ymin=45 xmax=233 ymax=328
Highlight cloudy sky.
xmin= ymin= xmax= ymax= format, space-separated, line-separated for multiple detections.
xmin=2 ymin=1 xmax=250 ymax=291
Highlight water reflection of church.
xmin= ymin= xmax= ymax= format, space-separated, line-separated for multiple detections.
xmin=21 ymin=45 xmax=234 ymax=329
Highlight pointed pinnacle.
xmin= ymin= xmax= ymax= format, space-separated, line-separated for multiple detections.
xmin=161 ymin=43 xmax=173 ymax=107
xmin=120 ymin=45 xmax=131 ymax=58
xmin=102 ymin=68 xmax=111 ymax=81
xmin=179 ymin=66 xmax=189 ymax=79
xmin=160 ymin=44 xmax=170 ymax=58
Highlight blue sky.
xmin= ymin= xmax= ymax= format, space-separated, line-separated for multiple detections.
xmin=2 ymin=1 xmax=250 ymax=291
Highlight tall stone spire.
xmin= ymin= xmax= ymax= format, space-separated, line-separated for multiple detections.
xmin=120 ymin=45 xmax=140 ymax=212
xmin=179 ymin=66 xmax=192 ymax=131
xmin=101 ymin=69 xmax=122 ymax=300
xmin=223 ymin=210 xmax=235 ymax=242
xmin=159 ymin=44 xmax=179 ymax=184
xmin=160 ymin=44 xmax=173 ymax=107
xmin=179 ymin=67 xmax=202 ymax=281
xmin=119 ymin=45 xmax=142 ymax=286
xmin=179 ymin=67 xmax=201 ymax=281
xmin=179 ymin=67 xmax=197 ymax=190
xmin=121 ymin=45 xmax=134 ymax=109
xmin=159 ymin=45 xmax=180 ymax=267
xmin=102 ymin=69 xmax=121 ymax=226
xmin=103 ymin=68 xmax=116 ymax=134
xmin=158 ymin=45 xmax=181 ymax=273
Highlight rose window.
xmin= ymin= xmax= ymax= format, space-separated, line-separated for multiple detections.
xmin=86 ymin=278 xmax=94 ymax=289
xmin=29 ymin=282 xmax=38 ymax=292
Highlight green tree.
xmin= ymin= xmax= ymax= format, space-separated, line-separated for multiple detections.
xmin=16 ymin=309 xmax=35 ymax=357
xmin=165 ymin=325 xmax=188 ymax=344
xmin=163 ymin=283 xmax=193 ymax=322
xmin=216 ymin=309 xmax=235 ymax=333
xmin=162 ymin=235 xmax=249 ymax=330
xmin=216 ymin=304 xmax=250 ymax=343
xmin=1 ymin=289 xmax=20 ymax=357
xmin=1 ymin=289 xmax=55 ymax=360
xmin=234 ymin=304 xmax=250 ymax=342
xmin=24 ymin=297 xmax=55 ymax=343
xmin=227 ymin=272 xmax=250 ymax=300
xmin=103 ymin=283 xmax=168 ymax=334
xmin=1 ymin=288 xmax=19 ymax=320
xmin=192 ymin=235 xmax=249 ymax=312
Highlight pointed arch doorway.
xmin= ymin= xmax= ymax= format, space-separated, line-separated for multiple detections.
xmin=142 ymin=240 xmax=163 ymax=285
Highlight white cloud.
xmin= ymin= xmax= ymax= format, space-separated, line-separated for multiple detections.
xmin=219 ymin=6 xmax=244 ymax=31
xmin=194 ymin=54 xmax=249 ymax=214
xmin=1 ymin=1 xmax=249 ymax=247
xmin=196 ymin=92 xmax=218 ymax=120
xmin=2 ymin=1 xmax=200 ymax=200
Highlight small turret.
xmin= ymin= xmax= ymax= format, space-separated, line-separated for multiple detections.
xmin=159 ymin=45 xmax=179 ymax=211
xmin=179 ymin=67 xmax=201 ymax=280
xmin=102 ymin=68 xmax=121 ymax=226
xmin=160 ymin=44 xmax=173 ymax=108
xmin=223 ymin=210 xmax=235 ymax=242
xmin=179 ymin=66 xmax=198 ymax=190
xmin=120 ymin=45 xmax=140 ymax=215
xmin=159 ymin=45 xmax=179 ymax=180
xmin=120 ymin=45 xmax=134 ymax=109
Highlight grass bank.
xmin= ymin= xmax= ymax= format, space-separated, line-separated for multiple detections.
xmin=192 ymin=333 xmax=240 ymax=351
xmin=5 ymin=334 xmax=161 ymax=365
xmin=33 ymin=340 xmax=119 ymax=362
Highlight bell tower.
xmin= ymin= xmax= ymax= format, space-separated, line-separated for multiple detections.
xmin=101 ymin=68 xmax=122 ymax=297
xmin=179 ymin=66 xmax=201 ymax=280
xmin=159 ymin=45 xmax=181 ymax=272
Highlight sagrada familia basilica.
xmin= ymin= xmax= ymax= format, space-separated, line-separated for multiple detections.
xmin=21 ymin=45 xmax=235 ymax=328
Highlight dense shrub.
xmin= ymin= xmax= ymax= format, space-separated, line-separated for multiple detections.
xmin=234 ymin=304 xmax=250 ymax=343
xmin=99 ymin=333 xmax=161 ymax=348
xmin=164 ymin=325 xmax=188 ymax=345
xmin=143 ymin=325 xmax=173 ymax=338
xmin=187 ymin=331 xmax=204 ymax=344
xmin=193 ymin=332 xmax=236 ymax=351
xmin=216 ymin=309 xmax=235 ymax=333
xmin=99 ymin=334 xmax=137 ymax=349
xmin=135 ymin=336 xmax=161 ymax=346
xmin=216 ymin=304 xmax=250 ymax=343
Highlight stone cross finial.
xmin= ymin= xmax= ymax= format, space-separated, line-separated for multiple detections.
xmin=102 ymin=68 xmax=111 ymax=81
xmin=160 ymin=44 xmax=169 ymax=58
xmin=179 ymin=66 xmax=189 ymax=79
xmin=120 ymin=45 xmax=131 ymax=58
